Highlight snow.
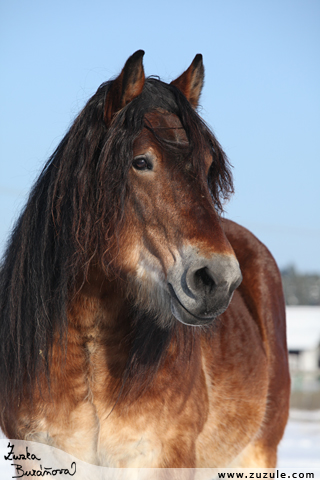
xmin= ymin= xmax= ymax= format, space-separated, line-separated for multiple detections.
xmin=278 ymin=410 xmax=320 ymax=468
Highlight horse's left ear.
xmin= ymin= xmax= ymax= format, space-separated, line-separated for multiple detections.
xmin=171 ymin=54 xmax=204 ymax=108
xmin=104 ymin=50 xmax=145 ymax=125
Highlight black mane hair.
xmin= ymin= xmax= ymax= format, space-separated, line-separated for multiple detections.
xmin=0 ymin=76 xmax=233 ymax=407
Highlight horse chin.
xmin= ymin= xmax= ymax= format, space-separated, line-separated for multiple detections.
xmin=168 ymin=286 xmax=219 ymax=327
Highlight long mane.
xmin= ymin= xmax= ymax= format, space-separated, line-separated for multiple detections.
xmin=0 ymin=77 xmax=233 ymax=407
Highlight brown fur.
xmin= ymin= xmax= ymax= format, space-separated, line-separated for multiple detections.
xmin=0 ymin=52 xmax=290 ymax=469
xmin=171 ymin=54 xmax=204 ymax=108
xmin=104 ymin=50 xmax=145 ymax=125
xmin=4 ymin=220 xmax=290 ymax=468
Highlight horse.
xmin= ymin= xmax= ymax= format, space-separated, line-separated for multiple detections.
xmin=0 ymin=50 xmax=290 ymax=470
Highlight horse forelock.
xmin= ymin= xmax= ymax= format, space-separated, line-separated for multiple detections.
xmin=92 ymin=77 xmax=233 ymax=248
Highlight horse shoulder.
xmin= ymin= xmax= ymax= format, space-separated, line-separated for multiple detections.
xmin=221 ymin=219 xmax=289 ymax=365
xmin=220 ymin=218 xmax=290 ymax=466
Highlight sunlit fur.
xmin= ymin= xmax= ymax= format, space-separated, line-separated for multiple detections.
xmin=0 ymin=53 xmax=290 ymax=469
xmin=0 ymin=77 xmax=233 ymax=407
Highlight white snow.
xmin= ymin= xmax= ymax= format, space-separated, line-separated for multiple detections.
xmin=278 ymin=410 xmax=320 ymax=468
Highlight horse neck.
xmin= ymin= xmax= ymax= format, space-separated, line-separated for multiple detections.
xmin=66 ymin=265 xmax=201 ymax=402
xmin=67 ymin=266 xmax=131 ymax=372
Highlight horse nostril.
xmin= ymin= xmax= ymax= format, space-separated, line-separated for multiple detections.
xmin=193 ymin=267 xmax=216 ymax=294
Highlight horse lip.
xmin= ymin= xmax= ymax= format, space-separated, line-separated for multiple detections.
xmin=168 ymin=283 xmax=216 ymax=326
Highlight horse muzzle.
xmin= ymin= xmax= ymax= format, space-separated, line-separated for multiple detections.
xmin=167 ymin=249 xmax=242 ymax=326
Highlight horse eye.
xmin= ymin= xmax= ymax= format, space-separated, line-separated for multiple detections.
xmin=132 ymin=157 xmax=151 ymax=171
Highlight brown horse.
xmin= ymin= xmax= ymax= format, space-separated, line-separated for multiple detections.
xmin=0 ymin=51 xmax=290 ymax=469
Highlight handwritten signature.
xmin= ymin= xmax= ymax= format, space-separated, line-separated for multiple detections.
xmin=4 ymin=442 xmax=77 ymax=478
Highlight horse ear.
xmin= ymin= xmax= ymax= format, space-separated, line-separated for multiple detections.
xmin=171 ymin=54 xmax=204 ymax=108
xmin=104 ymin=50 xmax=145 ymax=125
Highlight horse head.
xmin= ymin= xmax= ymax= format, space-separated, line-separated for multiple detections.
xmin=102 ymin=51 xmax=242 ymax=327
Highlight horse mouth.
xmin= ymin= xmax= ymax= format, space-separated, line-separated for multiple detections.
xmin=168 ymin=283 xmax=217 ymax=326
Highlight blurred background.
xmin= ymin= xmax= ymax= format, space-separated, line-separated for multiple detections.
xmin=1 ymin=0 xmax=319 ymax=468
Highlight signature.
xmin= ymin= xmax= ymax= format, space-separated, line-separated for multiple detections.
xmin=4 ymin=442 xmax=77 ymax=478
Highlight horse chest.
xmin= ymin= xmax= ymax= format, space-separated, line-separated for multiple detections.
xmin=95 ymin=411 xmax=163 ymax=467
xmin=23 ymin=307 xmax=268 ymax=468
xmin=28 ymin=332 xmax=204 ymax=468
xmin=15 ymin=291 xmax=268 ymax=469
xmin=89 ymin=349 xmax=207 ymax=467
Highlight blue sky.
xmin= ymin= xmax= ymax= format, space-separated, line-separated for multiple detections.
xmin=1 ymin=0 xmax=319 ymax=272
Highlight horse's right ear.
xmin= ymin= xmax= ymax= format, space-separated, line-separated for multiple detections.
xmin=104 ymin=50 xmax=145 ymax=126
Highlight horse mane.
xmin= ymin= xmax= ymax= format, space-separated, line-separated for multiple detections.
xmin=0 ymin=77 xmax=233 ymax=407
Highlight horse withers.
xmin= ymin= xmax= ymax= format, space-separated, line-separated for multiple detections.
xmin=0 ymin=51 xmax=290 ymax=468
